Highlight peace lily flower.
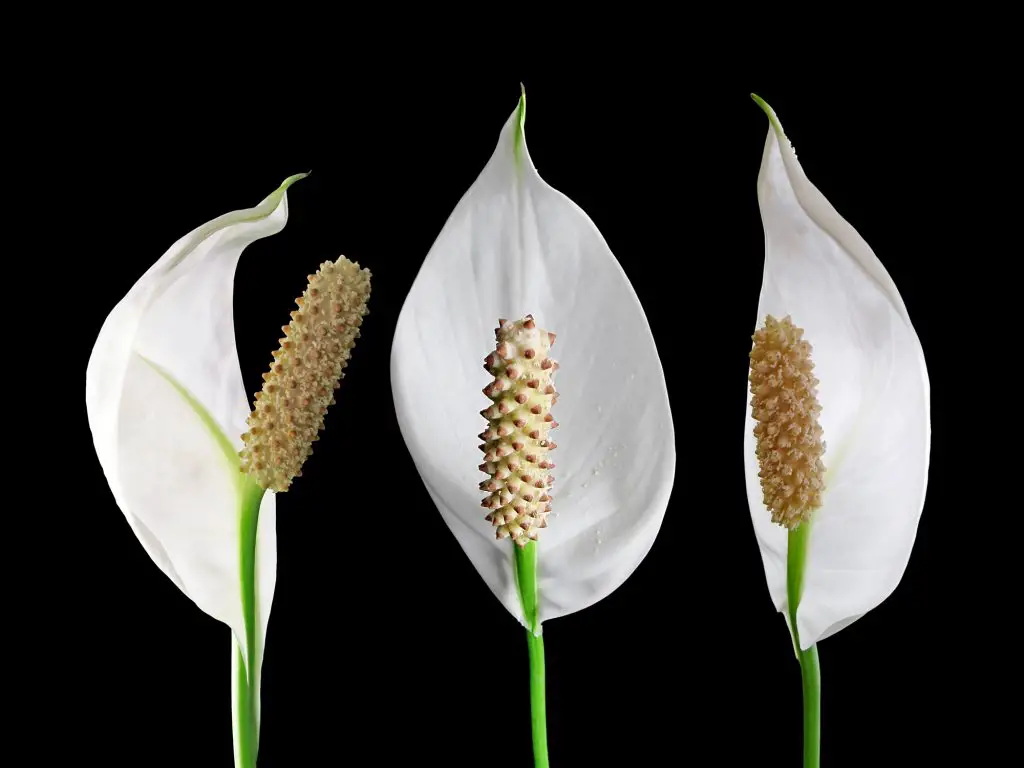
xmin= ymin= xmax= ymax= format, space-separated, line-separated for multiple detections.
xmin=391 ymin=89 xmax=675 ymax=766
xmin=745 ymin=95 xmax=930 ymax=767
xmin=85 ymin=175 xmax=371 ymax=767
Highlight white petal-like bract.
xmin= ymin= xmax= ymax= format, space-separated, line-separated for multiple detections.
xmin=392 ymin=94 xmax=674 ymax=626
xmin=86 ymin=175 xmax=303 ymax=672
xmin=745 ymin=100 xmax=930 ymax=649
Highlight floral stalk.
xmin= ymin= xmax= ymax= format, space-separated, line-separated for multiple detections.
xmin=480 ymin=315 xmax=558 ymax=766
xmin=235 ymin=256 xmax=371 ymax=765
xmin=233 ymin=478 xmax=266 ymax=768
xmin=515 ymin=541 xmax=548 ymax=768
xmin=788 ymin=522 xmax=820 ymax=768
xmin=750 ymin=314 xmax=824 ymax=768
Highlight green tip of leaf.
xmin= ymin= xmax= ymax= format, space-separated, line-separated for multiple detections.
xmin=750 ymin=93 xmax=785 ymax=138
xmin=514 ymin=85 xmax=527 ymax=163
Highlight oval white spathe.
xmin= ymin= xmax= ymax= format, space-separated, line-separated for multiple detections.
xmin=391 ymin=93 xmax=675 ymax=627
xmin=85 ymin=174 xmax=303 ymax=702
xmin=744 ymin=99 xmax=931 ymax=649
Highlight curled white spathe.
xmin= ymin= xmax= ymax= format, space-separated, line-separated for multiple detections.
xmin=745 ymin=100 xmax=931 ymax=649
xmin=391 ymin=94 xmax=675 ymax=627
xmin=85 ymin=176 xmax=304 ymax=727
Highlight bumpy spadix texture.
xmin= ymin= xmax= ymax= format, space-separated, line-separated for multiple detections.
xmin=240 ymin=257 xmax=371 ymax=492
xmin=479 ymin=315 xmax=559 ymax=546
xmin=749 ymin=314 xmax=825 ymax=528
xmin=745 ymin=97 xmax=930 ymax=649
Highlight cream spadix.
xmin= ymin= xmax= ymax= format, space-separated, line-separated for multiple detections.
xmin=744 ymin=96 xmax=931 ymax=650
xmin=479 ymin=315 xmax=559 ymax=546
xmin=85 ymin=175 xmax=371 ymax=766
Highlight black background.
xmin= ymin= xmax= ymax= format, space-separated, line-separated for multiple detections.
xmin=28 ymin=60 xmax=1004 ymax=766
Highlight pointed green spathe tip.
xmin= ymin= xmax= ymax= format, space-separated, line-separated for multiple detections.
xmin=280 ymin=171 xmax=310 ymax=190
xmin=251 ymin=172 xmax=309 ymax=218
xmin=750 ymin=93 xmax=786 ymax=138
xmin=514 ymin=84 xmax=527 ymax=163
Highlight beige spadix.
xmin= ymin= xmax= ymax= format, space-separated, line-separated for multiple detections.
xmin=748 ymin=314 xmax=826 ymax=529
xmin=240 ymin=256 xmax=371 ymax=492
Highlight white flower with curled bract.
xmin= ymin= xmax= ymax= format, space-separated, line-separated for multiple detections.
xmin=391 ymin=89 xmax=675 ymax=765
xmin=85 ymin=175 xmax=371 ymax=767
xmin=745 ymin=95 xmax=930 ymax=767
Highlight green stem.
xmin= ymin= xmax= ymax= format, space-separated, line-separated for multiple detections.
xmin=798 ymin=644 xmax=820 ymax=767
xmin=234 ymin=480 xmax=265 ymax=768
xmin=787 ymin=522 xmax=820 ymax=768
xmin=514 ymin=541 xmax=549 ymax=768
xmin=526 ymin=631 xmax=548 ymax=767
xmin=234 ymin=641 xmax=254 ymax=768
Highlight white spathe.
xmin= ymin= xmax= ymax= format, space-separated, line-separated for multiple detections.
xmin=391 ymin=94 xmax=675 ymax=627
xmin=745 ymin=100 xmax=931 ymax=650
xmin=85 ymin=175 xmax=303 ymax=706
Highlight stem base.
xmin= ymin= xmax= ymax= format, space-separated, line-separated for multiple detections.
xmin=514 ymin=542 xmax=549 ymax=768
xmin=797 ymin=643 xmax=820 ymax=768
xmin=787 ymin=524 xmax=821 ymax=768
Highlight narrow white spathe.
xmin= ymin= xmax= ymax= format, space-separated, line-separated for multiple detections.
xmin=745 ymin=100 xmax=931 ymax=649
xmin=85 ymin=175 xmax=303 ymax=686
xmin=391 ymin=93 xmax=675 ymax=627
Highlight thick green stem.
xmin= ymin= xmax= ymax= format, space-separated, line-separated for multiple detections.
xmin=787 ymin=523 xmax=820 ymax=768
xmin=234 ymin=640 xmax=254 ymax=768
xmin=514 ymin=541 xmax=549 ymax=768
xmin=233 ymin=480 xmax=265 ymax=768
xmin=526 ymin=631 xmax=548 ymax=767
xmin=797 ymin=644 xmax=820 ymax=767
